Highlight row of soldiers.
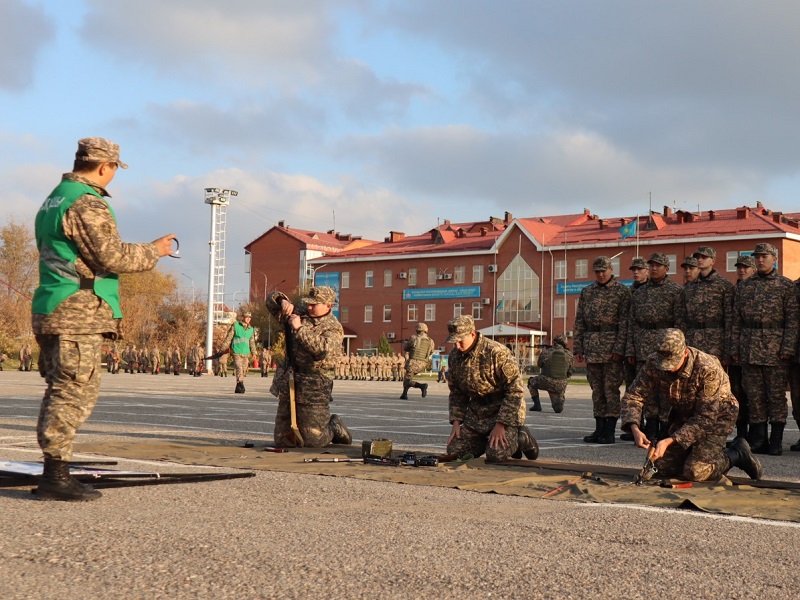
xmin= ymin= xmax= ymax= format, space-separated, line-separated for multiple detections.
xmin=571 ymin=242 xmax=800 ymax=456
xmin=333 ymin=352 xmax=408 ymax=381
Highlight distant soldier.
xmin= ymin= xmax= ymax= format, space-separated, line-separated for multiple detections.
xmin=680 ymin=256 xmax=700 ymax=285
xmin=574 ymin=256 xmax=631 ymax=443
xmin=18 ymin=344 xmax=33 ymax=371
xmin=170 ymin=346 xmax=181 ymax=375
xmin=729 ymin=254 xmax=756 ymax=440
xmin=149 ymin=345 xmax=161 ymax=374
xmin=625 ymin=252 xmax=682 ymax=440
xmin=259 ymin=346 xmax=272 ymax=378
xmin=676 ymin=246 xmax=734 ymax=363
xmin=348 ymin=352 xmax=358 ymax=380
xmin=527 ymin=335 xmax=573 ymax=413
xmin=401 ymin=323 xmax=435 ymax=399
xmin=220 ymin=310 xmax=257 ymax=393
xmin=731 ymin=243 xmax=799 ymax=455
xmin=138 ymin=348 xmax=149 ymax=374
xmin=623 ymin=257 xmax=650 ymax=391
xmin=192 ymin=343 xmax=204 ymax=377
xmin=0 ymin=352 xmax=7 ymax=370
xmin=186 ymin=345 xmax=197 ymax=376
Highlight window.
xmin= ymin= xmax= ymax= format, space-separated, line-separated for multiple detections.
xmin=453 ymin=302 xmax=464 ymax=318
xmin=383 ymin=305 xmax=392 ymax=322
xmin=428 ymin=267 xmax=437 ymax=285
xmin=408 ymin=268 xmax=418 ymax=286
xmin=575 ymin=259 xmax=588 ymax=279
xmin=341 ymin=272 xmax=350 ymax=289
xmin=611 ymin=257 xmax=620 ymax=277
xmin=554 ymin=298 xmax=566 ymax=319
xmin=407 ymin=303 xmax=418 ymax=322
xmin=555 ymin=259 xmax=567 ymax=280
xmin=384 ymin=269 xmax=392 ymax=287
xmin=471 ymin=302 xmax=483 ymax=320
xmin=496 ymin=255 xmax=540 ymax=323
xmin=340 ymin=306 xmax=349 ymax=323
xmin=364 ymin=305 xmax=373 ymax=323
xmin=472 ymin=265 xmax=484 ymax=283
xmin=425 ymin=303 xmax=436 ymax=322
xmin=454 ymin=266 xmax=465 ymax=284
xmin=666 ymin=254 xmax=677 ymax=275
xmin=365 ymin=270 xmax=374 ymax=288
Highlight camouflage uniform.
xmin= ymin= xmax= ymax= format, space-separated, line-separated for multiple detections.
xmin=446 ymin=319 xmax=528 ymax=463
xmin=624 ymin=257 xmax=649 ymax=389
xmin=267 ymin=287 xmax=349 ymax=448
xmin=527 ymin=336 xmax=574 ymax=413
xmin=149 ymin=346 xmax=160 ymax=374
xmin=731 ymin=243 xmax=798 ymax=454
xmin=170 ymin=347 xmax=181 ymax=375
xmin=18 ymin=344 xmax=33 ymax=371
xmin=729 ymin=260 xmax=755 ymax=437
xmin=621 ymin=331 xmax=740 ymax=482
xmin=675 ymin=264 xmax=734 ymax=360
xmin=32 ymin=145 xmax=161 ymax=463
xmin=402 ymin=324 xmax=435 ymax=398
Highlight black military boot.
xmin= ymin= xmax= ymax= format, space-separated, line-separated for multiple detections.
xmin=529 ymin=388 xmax=542 ymax=412
xmin=511 ymin=426 xmax=540 ymax=460
xmin=329 ymin=414 xmax=352 ymax=445
xmin=768 ymin=422 xmax=785 ymax=456
xmin=420 ymin=383 xmax=429 ymax=398
xmin=583 ymin=417 xmax=603 ymax=443
xmin=234 ymin=381 xmax=245 ymax=394
xmin=35 ymin=458 xmax=102 ymax=501
xmin=748 ymin=422 xmax=769 ymax=454
xmin=399 ymin=383 xmax=409 ymax=400
xmin=551 ymin=394 xmax=564 ymax=414
xmin=597 ymin=417 xmax=617 ymax=444
xmin=724 ymin=437 xmax=763 ymax=480
xmin=790 ymin=421 xmax=800 ymax=451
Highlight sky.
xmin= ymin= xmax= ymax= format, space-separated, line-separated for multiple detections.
xmin=4 ymin=0 xmax=800 ymax=304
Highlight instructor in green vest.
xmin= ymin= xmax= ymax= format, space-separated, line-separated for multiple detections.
xmin=221 ymin=310 xmax=258 ymax=393
xmin=32 ymin=137 xmax=176 ymax=501
xmin=527 ymin=335 xmax=573 ymax=413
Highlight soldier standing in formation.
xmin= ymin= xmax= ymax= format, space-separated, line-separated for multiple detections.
xmin=267 ymin=286 xmax=352 ymax=448
xmin=573 ymin=256 xmax=631 ymax=444
xmin=401 ymin=323 xmax=434 ymax=399
xmin=170 ymin=346 xmax=181 ymax=375
xmin=728 ymin=254 xmax=756 ymax=440
xmin=445 ymin=315 xmax=538 ymax=462
xmin=680 ymin=256 xmax=701 ymax=285
xmin=527 ymin=334 xmax=573 ymax=413
xmin=31 ymin=137 xmax=174 ymax=501
xmin=731 ymin=243 xmax=799 ymax=455
xmin=149 ymin=345 xmax=161 ymax=374
xmin=220 ymin=310 xmax=257 ymax=393
xmin=621 ymin=329 xmax=762 ymax=482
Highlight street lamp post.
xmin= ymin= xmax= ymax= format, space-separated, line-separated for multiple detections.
xmin=180 ymin=272 xmax=195 ymax=305
xmin=232 ymin=289 xmax=243 ymax=309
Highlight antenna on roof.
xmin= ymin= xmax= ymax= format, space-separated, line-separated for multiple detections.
xmin=332 ymin=210 xmax=336 ymax=231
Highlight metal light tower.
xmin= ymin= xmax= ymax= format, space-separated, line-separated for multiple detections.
xmin=204 ymin=187 xmax=237 ymax=370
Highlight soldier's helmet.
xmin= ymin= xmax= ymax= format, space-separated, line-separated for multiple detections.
xmin=553 ymin=334 xmax=568 ymax=348
xmin=655 ymin=329 xmax=687 ymax=371
xmin=416 ymin=323 xmax=429 ymax=333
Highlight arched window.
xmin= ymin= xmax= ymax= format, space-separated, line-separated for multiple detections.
xmin=496 ymin=255 xmax=539 ymax=323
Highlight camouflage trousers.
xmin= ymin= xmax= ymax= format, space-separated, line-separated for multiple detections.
xmin=403 ymin=359 xmax=429 ymax=384
xmin=585 ymin=362 xmax=624 ymax=418
xmin=271 ymin=368 xmax=337 ymax=447
xmin=35 ymin=333 xmax=104 ymax=461
xmin=788 ymin=363 xmax=800 ymax=423
xmin=527 ymin=375 xmax=567 ymax=409
xmin=654 ymin=433 xmax=730 ymax=482
xmin=728 ymin=364 xmax=749 ymax=427
xmin=623 ymin=360 xmax=637 ymax=389
xmin=743 ymin=364 xmax=789 ymax=424
xmin=233 ymin=354 xmax=250 ymax=383
xmin=446 ymin=423 xmax=520 ymax=463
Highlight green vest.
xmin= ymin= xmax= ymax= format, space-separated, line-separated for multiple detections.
xmin=232 ymin=321 xmax=254 ymax=355
xmin=411 ymin=336 xmax=433 ymax=361
xmin=542 ymin=348 xmax=569 ymax=380
xmin=32 ymin=179 xmax=122 ymax=317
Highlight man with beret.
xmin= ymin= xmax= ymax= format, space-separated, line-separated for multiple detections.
xmin=621 ymin=329 xmax=762 ymax=482
xmin=266 ymin=286 xmax=351 ymax=447
xmin=625 ymin=252 xmax=682 ymax=440
xmin=445 ymin=315 xmax=538 ymax=462
xmin=527 ymin=334 xmax=573 ymax=413
xmin=573 ymin=256 xmax=630 ymax=443
xmin=220 ymin=310 xmax=257 ymax=392
xmin=32 ymin=137 xmax=176 ymax=501
xmin=731 ymin=243 xmax=798 ymax=455
xmin=400 ymin=322 xmax=435 ymax=399
xmin=728 ymin=254 xmax=756 ymax=441
xmin=680 ymin=256 xmax=700 ymax=285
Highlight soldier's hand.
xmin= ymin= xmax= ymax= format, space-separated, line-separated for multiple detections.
xmin=448 ymin=421 xmax=462 ymax=446
xmin=152 ymin=233 xmax=177 ymax=258
xmin=626 ymin=356 xmax=636 ymax=365
xmin=280 ymin=299 xmax=295 ymax=318
xmin=575 ymin=354 xmax=585 ymax=363
xmin=288 ymin=314 xmax=301 ymax=331
xmin=610 ymin=353 xmax=622 ymax=362
xmin=780 ymin=353 xmax=791 ymax=361
xmin=631 ymin=424 xmax=649 ymax=449
xmin=653 ymin=437 xmax=674 ymax=460
xmin=488 ymin=422 xmax=508 ymax=451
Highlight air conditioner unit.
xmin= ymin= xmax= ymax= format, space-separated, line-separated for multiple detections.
xmin=482 ymin=298 xmax=491 ymax=305
xmin=443 ymin=273 xmax=453 ymax=280
xmin=387 ymin=333 xmax=396 ymax=340
xmin=488 ymin=264 xmax=498 ymax=273
xmin=398 ymin=272 xmax=407 ymax=279
xmin=566 ymin=330 xmax=573 ymax=338
xmin=437 ymin=274 xmax=444 ymax=280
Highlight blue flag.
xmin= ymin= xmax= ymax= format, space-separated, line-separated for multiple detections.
xmin=619 ymin=219 xmax=637 ymax=240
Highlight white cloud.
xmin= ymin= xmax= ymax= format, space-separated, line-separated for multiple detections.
xmin=0 ymin=0 xmax=55 ymax=90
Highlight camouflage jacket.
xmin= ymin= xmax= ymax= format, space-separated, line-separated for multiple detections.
xmin=573 ymin=277 xmax=630 ymax=362
xmin=620 ymin=347 xmax=738 ymax=448
xmin=447 ymin=333 xmax=525 ymax=433
xmin=626 ymin=276 xmax=682 ymax=361
xmin=537 ymin=346 xmax=574 ymax=380
xmin=32 ymin=173 xmax=159 ymax=337
xmin=731 ymin=269 xmax=799 ymax=365
xmin=674 ymin=269 xmax=734 ymax=359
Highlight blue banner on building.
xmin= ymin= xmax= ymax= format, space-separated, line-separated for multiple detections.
xmin=557 ymin=280 xmax=635 ymax=295
xmin=314 ymin=272 xmax=341 ymax=317
xmin=402 ymin=286 xmax=481 ymax=301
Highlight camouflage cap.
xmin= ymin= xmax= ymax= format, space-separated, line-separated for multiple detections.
xmin=241 ymin=311 xmax=252 ymax=318
xmin=553 ymin=334 xmax=568 ymax=348
xmin=76 ymin=137 xmax=128 ymax=169
xmin=753 ymin=242 xmax=778 ymax=257
xmin=302 ymin=286 xmax=336 ymax=305
xmin=692 ymin=246 xmax=716 ymax=259
xmin=446 ymin=315 xmax=476 ymax=343
xmin=681 ymin=256 xmax=700 ymax=268
xmin=416 ymin=323 xmax=429 ymax=333
xmin=735 ymin=254 xmax=756 ymax=268
xmin=629 ymin=257 xmax=648 ymax=270
xmin=654 ymin=328 xmax=687 ymax=371
xmin=593 ymin=256 xmax=612 ymax=271
xmin=647 ymin=252 xmax=670 ymax=267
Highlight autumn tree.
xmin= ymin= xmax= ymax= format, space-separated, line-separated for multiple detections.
xmin=0 ymin=218 xmax=37 ymax=357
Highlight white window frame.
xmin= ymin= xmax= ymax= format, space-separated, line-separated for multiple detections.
xmin=472 ymin=302 xmax=483 ymax=320
xmin=555 ymin=259 xmax=567 ymax=280
xmin=453 ymin=302 xmax=464 ymax=318
xmin=407 ymin=303 xmax=418 ymax=322
xmin=472 ymin=265 xmax=484 ymax=283
xmin=425 ymin=303 xmax=436 ymax=322
xmin=340 ymin=306 xmax=349 ymax=323
xmin=384 ymin=269 xmax=392 ymax=287
xmin=408 ymin=268 xmax=418 ymax=287
xmin=454 ymin=266 xmax=465 ymax=284
xmin=383 ymin=305 xmax=392 ymax=322
xmin=554 ymin=298 xmax=567 ymax=319
xmin=341 ymin=271 xmax=350 ymax=289
xmin=428 ymin=267 xmax=437 ymax=286
xmin=666 ymin=254 xmax=677 ymax=275
xmin=575 ymin=259 xmax=588 ymax=279
xmin=365 ymin=270 xmax=374 ymax=288
xmin=364 ymin=305 xmax=373 ymax=323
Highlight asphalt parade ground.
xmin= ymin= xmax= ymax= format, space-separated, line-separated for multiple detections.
xmin=1 ymin=370 xmax=799 ymax=599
